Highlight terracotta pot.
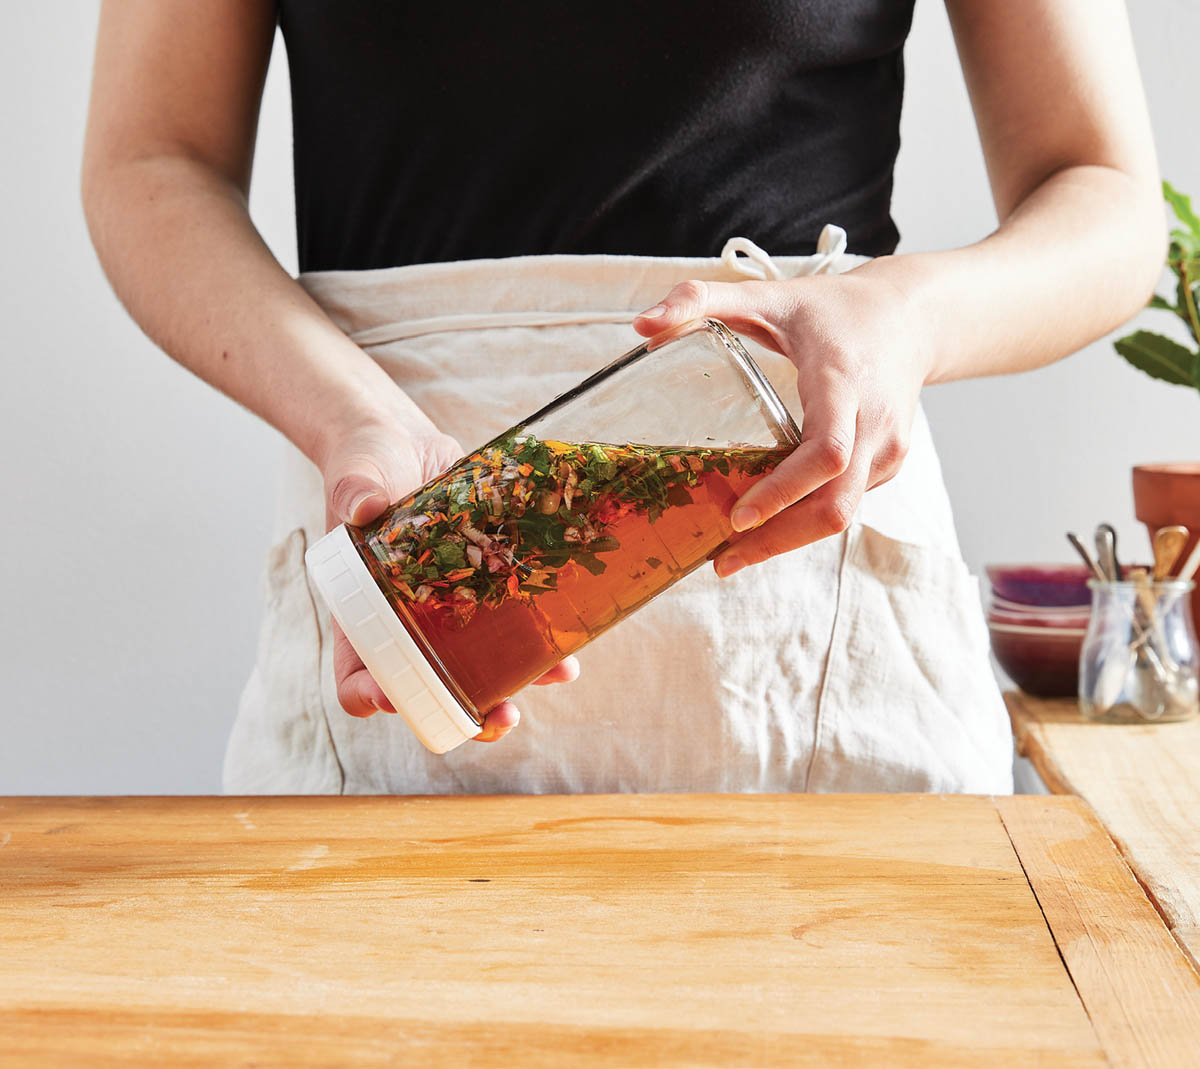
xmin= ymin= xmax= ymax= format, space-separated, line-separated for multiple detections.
xmin=1132 ymin=463 xmax=1200 ymax=626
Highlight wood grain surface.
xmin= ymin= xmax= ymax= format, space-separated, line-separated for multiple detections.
xmin=1007 ymin=692 xmax=1200 ymax=969
xmin=0 ymin=792 xmax=1176 ymax=1066
xmin=998 ymin=795 xmax=1200 ymax=1068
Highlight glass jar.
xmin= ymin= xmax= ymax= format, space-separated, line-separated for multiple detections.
xmin=1078 ymin=578 xmax=1199 ymax=723
xmin=306 ymin=319 xmax=801 ymax=752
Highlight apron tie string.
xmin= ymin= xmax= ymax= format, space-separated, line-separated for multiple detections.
xmin=720 ymin=237 xmax=786 ymax=280
xmin=720 ymin=224 xmax=848 ymax=281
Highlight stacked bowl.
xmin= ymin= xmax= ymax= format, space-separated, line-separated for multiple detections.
xmin=985 ymin=565 xmax=1092 ymax=697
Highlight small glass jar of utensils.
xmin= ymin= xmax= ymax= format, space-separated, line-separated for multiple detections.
xmin=1068 ymin=522 xmax=1200 ymax=723
xmin=1079 ymin=578 xmax=1198 ymax=722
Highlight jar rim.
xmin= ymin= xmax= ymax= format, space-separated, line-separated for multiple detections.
xmin=1086 ymin=577 xmax=1196 ymax=593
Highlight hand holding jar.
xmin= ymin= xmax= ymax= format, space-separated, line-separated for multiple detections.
xmin=307 ymin=321 xmax=799 ymax=753
xmin=633 ymin=266 xmax=931 ymax=578
xmin=318 ymin=399 xmax=580 ymax=742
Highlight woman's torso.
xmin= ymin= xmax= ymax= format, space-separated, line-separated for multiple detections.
xmin=277 ymin=0 xmax=916 ymax=271
xmin=227 ymin=7 xmax=1014 ymax=796
xmin=225 ymin=250 xmax=1013 ymax=797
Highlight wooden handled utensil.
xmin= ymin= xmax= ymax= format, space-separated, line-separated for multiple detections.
xmin=1153 ymin=525 xmax=1189 ymax=581
xmin=1129 ymin=566 xmax=1157 ymax=621
xmin=1128 ymin=565 xmax=1178 ymax=681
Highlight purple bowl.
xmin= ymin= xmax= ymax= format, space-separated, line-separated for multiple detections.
xmin=987 ymin=607 xmax=1090 ymax=630
xmin=988 ymin=622 xmax=1083 ymax=698
xmin=989 ymin=594 xmax=1090 ymax=615
xmin=985 ymin=564 xmax=1094 ymax=608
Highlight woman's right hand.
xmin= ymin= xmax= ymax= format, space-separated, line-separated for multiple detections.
xmin=321 ymin=415 xmax=580 ymax=743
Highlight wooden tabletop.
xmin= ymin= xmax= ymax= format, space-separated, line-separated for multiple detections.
xmin=3 ymin=793 xmax=1199 ymax=1067
xmin=1007 ymin=691 xmax=1200 ymax=973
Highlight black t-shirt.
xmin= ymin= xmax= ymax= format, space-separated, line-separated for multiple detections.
xmin=277 ymin=2 xmax=916 ymax=272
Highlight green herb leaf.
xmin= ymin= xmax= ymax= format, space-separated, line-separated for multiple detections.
xmin=665 ymin=484 xmax=694 ymax=508
xmin=574 ymin=552 xmax=608 ymax=576
xmin=446 ymin=480 xmax=472 ymax=511
xmin=1165 ymin=180 xmax=1200 ymax=240
xmin=433 ymin=542 xmax=467 ymax=570
xmin=361 ymin=432 xmax=786 ymax=616
xmin=1114 ymin=330 xmax=1197 ymax=386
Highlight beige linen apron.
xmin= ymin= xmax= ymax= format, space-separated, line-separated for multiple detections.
xmin=224 ymin=229 xmax=1013 ymax=795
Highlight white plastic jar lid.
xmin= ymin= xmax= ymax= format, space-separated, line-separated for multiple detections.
xmin=305 ymin=525 xmax=482 ymax=754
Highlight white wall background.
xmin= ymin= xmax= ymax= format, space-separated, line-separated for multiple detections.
xmin=2 ymin=2 xmax=1196 ymax=793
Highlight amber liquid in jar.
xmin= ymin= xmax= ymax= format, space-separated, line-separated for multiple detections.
xmin=350 ymin=432 xmax=787 ymax=719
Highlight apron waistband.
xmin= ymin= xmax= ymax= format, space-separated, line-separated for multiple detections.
xmin=300 ymin=227 xmax=864 ymax=345
xmin=350 ymin=309 xmax=636 ymax=347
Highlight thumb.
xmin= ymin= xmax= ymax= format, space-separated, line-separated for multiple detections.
xmin=632 ymin=279 xmax=786 ymax=352
xmin=326 ymin=458 xmax=392 ymax=527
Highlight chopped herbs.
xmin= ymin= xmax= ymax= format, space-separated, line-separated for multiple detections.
xmin=358 ymin=431 xmax=784 ymax=627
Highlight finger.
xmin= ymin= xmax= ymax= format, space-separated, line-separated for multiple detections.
xmin=326 ymin=457 xmax=393 ymax=527
xmin=337 ymin=667 xmax=395 ymax=718
xmin=531 ymin=656 xmax=581 ymax=686
xmin=632 ymin=279 xmax=788 ymax=352
xmin=333 ymin=622 xmax=394 ymax=717
xmin=714 ymin=447 xmax=872 ymax=578
xmin=473 ymin=701 xmax=520 ymax=743
xmin=729 ymin=380 xmax=857 ymax=532
xmin=865 ymin=430 xmax=910 ymax=492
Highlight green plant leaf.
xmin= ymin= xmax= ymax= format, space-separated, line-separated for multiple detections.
xmin=1171 ymin=232 xmax=1200 ymax=259
xmin=1194 ymin=349 xmax=1200 ymax=395
xmin=1114 ymin=330 xmax=1197 ymax=386
xmin=1153 ymin=294 xmax=1198 ymax=336
xmin=1172 ymin=258 xmax=1200 ymax=346
xmin=1164 ymin=180 xmax=1200 ymax=239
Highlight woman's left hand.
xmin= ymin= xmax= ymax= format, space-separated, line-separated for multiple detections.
xmin=633 ymin=266 xmax=932 ymax=578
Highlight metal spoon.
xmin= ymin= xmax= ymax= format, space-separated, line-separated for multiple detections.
xmin=1066 ymin=532 xmax=1106 ymax=581
xmin=1095 ymin=523 xmax=1122 ymax=581
xmin=1091 ymin=565 xmax=1171 ymax=715
xmin=1071 ymin=530 xmax=1128 ymax=712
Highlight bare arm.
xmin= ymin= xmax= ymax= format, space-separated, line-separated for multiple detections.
xmin=83 ymin=1 xmax=575 ymax=733
xmin=632 ymin=0 xmax=1164 ymax=574
xmin=82 ymin=0 xmax=435 ymax=478
xmin=878 ymin=0 xmax=1165 ymax=383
